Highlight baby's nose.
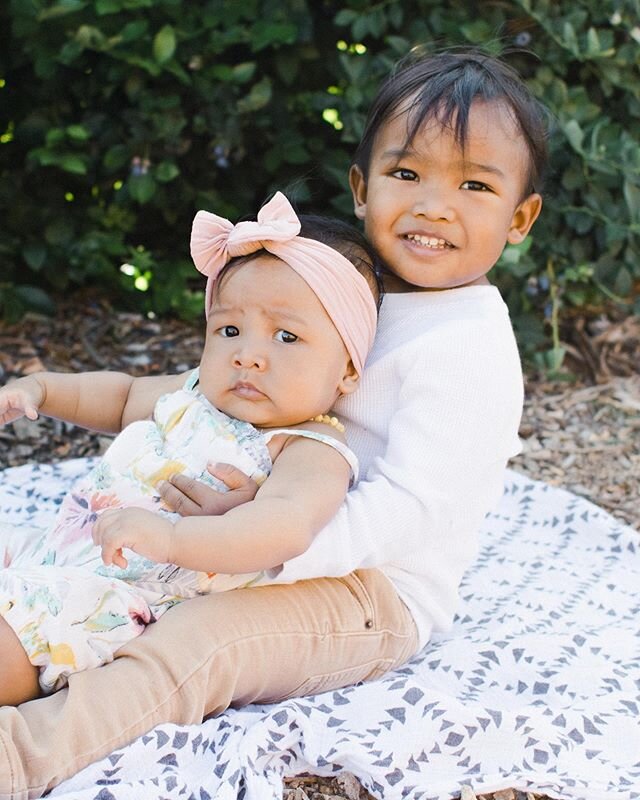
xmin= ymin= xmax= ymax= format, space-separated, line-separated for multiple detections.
xmin=233 ymin=348 xmax=266 ymax=370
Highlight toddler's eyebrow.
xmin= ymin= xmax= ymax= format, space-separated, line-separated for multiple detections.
xmin=381 ymin=147 xmax=416 ymax=161
xmin=380 ymin=149 xmax=506 ymax=180
xmin=460 ymin=161 xmax=506 ymax=178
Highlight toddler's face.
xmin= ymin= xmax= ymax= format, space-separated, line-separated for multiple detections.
xmin=197 ymin=254 xmax=358 ymax=428
xmin=350 ymin=99 xmax=541 ymax=292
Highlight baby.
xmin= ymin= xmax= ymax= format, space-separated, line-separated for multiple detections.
xmin=0 ymin=192 xmax=380 ymax=700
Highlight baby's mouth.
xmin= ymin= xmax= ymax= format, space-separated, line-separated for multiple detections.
xmin=404 ymin=233 xmax=454 ymax=250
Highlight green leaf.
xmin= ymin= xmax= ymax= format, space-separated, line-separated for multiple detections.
xmin=12 ymin=286 xmax=56 ymax=316
xmin=59 ymin=154 xmax=88 ymax=174
xmin=562 ymin=21 xmax=579 ymax=55
xmin=338 ymin=53 xmax=367 ymax=83
xmin=388 ymin=4 xmax=403 ymax=29
xmin=22 ymin=243 xmax=47 ymax=271
xmin=250 ymin=22 xmax=297 ymax=51
xmin=153 ymin=25 xmax=176 ymax=64
xmin=120 ymin=20 xmax=149 ymax=41
xmin=586 ymin=27 xmax=600 ymax=56
xmin=155 ymin=161 xmax=180 ymax=182
xmin=352 ymin=15 xmax=369 ymax=40
xmin=74 ymin=25 xmax=106 ymax=49
xmin=96 ymin=0 xmax=121 ymax=13
xmin=232 ymin=61 xmax=257 ymax=83
xmin=386 ymin=35 xmax=410 ymax=55
xmin=536 ymin=346 xmax=566 ymax=373
xmin=564 ymin=119 xmax=584 ymax=151
xmin=45 ymin=220 xmax=75 ymax=246
xmin=103 ymin=144 xmax=130 ymax=171
xmin=367 ymin=8 xmax=387 ymax=38
xmin=66 ymin=124 xmax=90 ymax=141
xmin=38 ymin=1 xmax=86 ymax=21
xmin=623 ymin=179 xmax=640 ymax=224
xmin=128 ymin=173 xmax=157 ymax=204
xmin=499 ymin=237 xmax=533 ymax=266
xmin=460 ymin=20 xmax=493 ymax=42
xmin=45 ymin=129 xmax=65 ymax=146
xmin=237 ymin=77 xmax=272 ymax=113
xmin=334 ymin=9 xmax=357 ymax=26
xmin=613 ymin=266 xmax=632 ymax=296
xmin=58 ymin=40 xmax=84 ymax=64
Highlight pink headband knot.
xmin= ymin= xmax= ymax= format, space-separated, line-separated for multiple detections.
xmin=190 ymin=192 xmax=377 ymax=376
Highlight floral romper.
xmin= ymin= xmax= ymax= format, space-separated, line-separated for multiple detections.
xmin=0 ymin=370 xmax=357 ymax=693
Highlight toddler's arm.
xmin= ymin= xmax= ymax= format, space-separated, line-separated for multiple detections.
xmin=94 ymin=431 xmax=352 ymax=573
xmin=0 ymin=371 xmax=186 ymax=433
xmin=262 ymin=311 xmax=525 ymax=636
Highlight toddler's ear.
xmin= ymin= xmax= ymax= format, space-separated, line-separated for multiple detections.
xmin=507 ymin=192 xmax=543 ymax=244
xmin=349 ymin=165 xmax=368 ymax=221
xmin=338 ymin=360 xmax=360 ymax=396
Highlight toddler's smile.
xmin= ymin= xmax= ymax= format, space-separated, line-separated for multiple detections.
xmin=404 ymin=233 xmax=455 ymax=250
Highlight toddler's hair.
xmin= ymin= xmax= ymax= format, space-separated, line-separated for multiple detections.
xmin=215 ymin=211 xmax=384 ymax=309
xmin=353 ymin=48 xmax=550 ymax=197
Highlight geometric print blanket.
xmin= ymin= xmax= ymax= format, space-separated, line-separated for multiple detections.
xmin=1 ymin=460 xmax=638 ymax=800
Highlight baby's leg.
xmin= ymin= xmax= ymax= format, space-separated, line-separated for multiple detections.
xmin=0 ymin=569 xmax=418 ymax=798
xmin=0 ymin=617 xmax=39 ymax=705
xmin=0 ymin=566 xmax=154 ymax=695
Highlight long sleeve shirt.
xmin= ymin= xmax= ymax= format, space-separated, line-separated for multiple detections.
xmin=270 ymin=286 xmax=524 ymax=648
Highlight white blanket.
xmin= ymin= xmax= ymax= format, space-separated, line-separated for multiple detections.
xmin=1 ymin=459 xmax=638 ymax=800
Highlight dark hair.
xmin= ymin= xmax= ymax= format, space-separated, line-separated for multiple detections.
xmin=353 ymin=48 xmax=550 ymax=196
xmin=215 ymin=210 xmax=384 ymax=310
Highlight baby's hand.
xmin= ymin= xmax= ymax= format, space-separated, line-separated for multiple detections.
xmin=0 ymin=376 xmax=44 ymax=427
xmin=93 ymin=507 xmax=173 ymax=568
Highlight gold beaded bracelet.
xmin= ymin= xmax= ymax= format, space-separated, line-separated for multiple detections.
xmin=308 ymin=414 xmax=345 ymax=433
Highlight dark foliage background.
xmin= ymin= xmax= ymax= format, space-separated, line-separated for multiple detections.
xmin=1 ymin=0 xmax=638 ymax=367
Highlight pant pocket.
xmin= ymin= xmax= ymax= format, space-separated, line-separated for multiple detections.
xmin=336 ymin=571 xmax=376 ymax=630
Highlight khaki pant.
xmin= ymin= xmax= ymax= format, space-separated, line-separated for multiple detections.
xmin=0 ymin=569 xmax=418 ymax=800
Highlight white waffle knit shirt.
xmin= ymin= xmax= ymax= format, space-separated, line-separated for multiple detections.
xmin=271 ymin=285 xmax=524 ymax=649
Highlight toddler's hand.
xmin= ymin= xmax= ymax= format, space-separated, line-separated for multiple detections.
xmin=158 ymin=463 xmax=258 ymax=517
xmin=0 ymin=376 xmax=44 ymax=427
xmin=93 ymin=507 xmax=173 ymax=568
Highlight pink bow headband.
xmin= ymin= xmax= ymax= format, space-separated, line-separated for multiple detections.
xmin=190 ymin=192 xmax=377 ymax=376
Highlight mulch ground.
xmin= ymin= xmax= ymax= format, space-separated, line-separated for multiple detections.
xmin=1 ymin=295 xmax=638 ymax=800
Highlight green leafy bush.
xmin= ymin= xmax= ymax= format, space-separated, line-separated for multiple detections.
xmin=0 ymin=0 xmax=638 ymax=363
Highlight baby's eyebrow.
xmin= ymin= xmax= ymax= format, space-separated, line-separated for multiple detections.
xmin=209 ymin=305 xmax=308 ymax=327
xmin=209 ymin=305 xmax=237 ymax=317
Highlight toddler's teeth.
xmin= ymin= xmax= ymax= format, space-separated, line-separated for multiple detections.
xmin=406 ymin=234 xmax=451 ymax=249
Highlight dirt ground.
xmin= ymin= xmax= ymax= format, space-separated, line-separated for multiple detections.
xmin=1 ymin=297 xmax=638 ymax=800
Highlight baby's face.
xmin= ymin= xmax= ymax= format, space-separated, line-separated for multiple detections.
xmin=197 ymin=254 xmax=357 ymax=428
xmin=350 ymin=99 xmax=541 ymax=292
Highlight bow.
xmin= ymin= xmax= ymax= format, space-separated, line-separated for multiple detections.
xmin=190 ymin=192 xmax=301 ymax=282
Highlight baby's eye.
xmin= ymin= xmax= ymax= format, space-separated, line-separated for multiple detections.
xmin=461 ymin=180 xmax=491 ymax=192
xmin=391 ymin=168 xmax=418 ymax=181
xmin=218 ymin=325 xmax=239 ymax=337
xmin=275 ymin=329 xmax=298 ymax=344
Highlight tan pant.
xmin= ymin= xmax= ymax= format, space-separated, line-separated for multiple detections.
xmin=0 ymin=569 xmax=417 ymax=800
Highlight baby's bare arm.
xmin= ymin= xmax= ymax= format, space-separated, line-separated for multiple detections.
xmin=0 ymin=371 xmax=187 ymax=433
xmin=165 ymin=434 xmax=352 ymax=574
xmin=120 ymin=372 xmax=187 ymax=427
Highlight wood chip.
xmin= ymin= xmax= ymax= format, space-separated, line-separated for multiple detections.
xmin=493 ymin=790 xmax=516 ymax=800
